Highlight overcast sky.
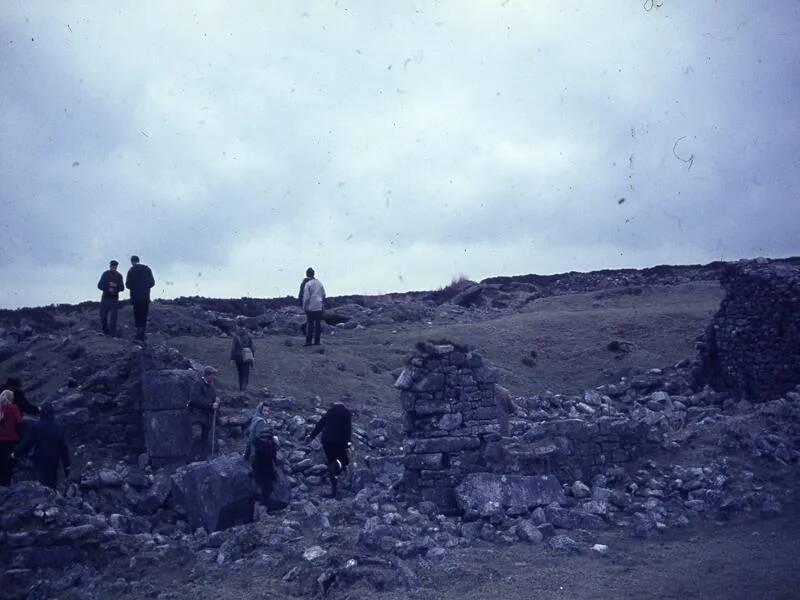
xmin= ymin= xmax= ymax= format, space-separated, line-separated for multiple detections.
xmin=1 ymin=1 xmax=799 ymax=308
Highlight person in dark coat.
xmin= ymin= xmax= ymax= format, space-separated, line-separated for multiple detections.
xmin=1 ymin=377 xmax=39 ymax=417
xmin=306 ymin=397 xmax=352 ymax=498
xmin=97 ymin=259 xmax=124 ymax=336
xmin=125 ymin=255 xmax=155 ymax=342
xmin=244 ymin=401 xmax=278 ymax=506
xmin=230 ymin=321 xmax=255 ymax=391
xmin=0 ymin=390 xmax=23 ymax=486
xmin=13 ymin=401 xmax=71 ymax=490
xmin=186 ymin=366 xmax=219 ymax=460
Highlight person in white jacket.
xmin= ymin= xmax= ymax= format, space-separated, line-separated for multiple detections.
xmin=301 ymin=267 xmax=326 ymax=346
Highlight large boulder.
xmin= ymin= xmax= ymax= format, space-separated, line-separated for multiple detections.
xmin=455 ymin=473 xmax=563 ymax=514
xmin=171 ymin=454 xmax=255 ymax=532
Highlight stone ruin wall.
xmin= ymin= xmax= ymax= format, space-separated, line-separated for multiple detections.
xmin=51 ymin=345 xmax=196 ymax=467
xmin=395 ymin=342 xmax=502 ymax=512
xmin=54 ymin=353 xmax=146 ymax=464
xmin=514 ymin=415 xmax=653 ymax=484
xmin=397 ymin=342 xmax=655 ymax=512
xmin=697 ymin=261 xmax=800 ymax=401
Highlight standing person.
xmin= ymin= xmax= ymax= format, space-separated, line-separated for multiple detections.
xmin=230 ymin=319 xmax=255 ymax=392
xmin=244 ymin=401 xmax=278 ymax=507
xmin=13 ymin=401 xmax=71 ymax=490
xmin=298 ymin=272 xmax=312 ymax=337
xmin=97 ymin=259 xmax=124 ymax=336
xmin=0 ymin=390 xmax=23 ymax=486
xmin=1 ymin=377 xmax=39 ymax=417
xmin=301 ymin=267 xmax=326 ymax=347
xmin=186 ymin=366 xmax=220 ymax=461
xmin=125 ymin=255 xmax=155 ymax=342
xmin=306 ymin=396 xmax=352 ymax=498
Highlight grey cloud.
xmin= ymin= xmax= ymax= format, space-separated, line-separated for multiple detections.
xmin=1 ymin=1 xmax=799 ymax=307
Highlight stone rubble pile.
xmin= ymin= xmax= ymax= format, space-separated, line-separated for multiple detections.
xmin=0 ymin=312 xmax=799 ymax=598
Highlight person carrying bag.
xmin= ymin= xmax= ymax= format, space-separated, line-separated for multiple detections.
xmin=230 ymin=319 xmax=255 ymax=391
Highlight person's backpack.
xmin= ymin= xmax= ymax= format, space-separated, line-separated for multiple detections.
xmin=241 ymin=346 xmax=255 ymax=365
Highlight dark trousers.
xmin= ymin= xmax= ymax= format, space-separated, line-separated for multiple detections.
xmin=100 ymin=298 xmax=119 ymax=335
xmin=36 ymin=464 xmax=59 ymax=490
xmin=0 ymin=442 xmax=15 ymax=486
xmin=322 ymin=441 xmax=349 ymax=472
xmin=188 ymin=410 xmax=212 ymax=460
xmin=305 ymin=311 xmax=323 ymax=345
xmin=322 ymin=441 xmax=348 ymax=495
xmin=132 ymin=301 xmax=150 ymax=328
xmin=252 ymin=455 xmax=275 ymax=505
xmin=235 ymin=360 xmax=251 ymax=391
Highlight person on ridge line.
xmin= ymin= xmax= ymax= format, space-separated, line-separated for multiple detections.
xmin=301 ymin=267 xmax=326 ymax=346
xmin=125 ymin=255 xmax=155 ymax=342
xmin=97 ymin=259 xmax=124 ymax=336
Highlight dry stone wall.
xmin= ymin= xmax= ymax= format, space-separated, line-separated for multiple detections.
xmin=397 ymin=343 xmax=661 ymax=509
xmin=697 ymin=261 xmax=800 ymax=401
xmin=514 ymin=415 xmax=652 ymax=483
xmin=396 ymin=342 xmax=501 ymax=512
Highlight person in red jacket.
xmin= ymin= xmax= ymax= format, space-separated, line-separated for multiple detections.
xmin=0 ymin=389 xmax=23 ymax=486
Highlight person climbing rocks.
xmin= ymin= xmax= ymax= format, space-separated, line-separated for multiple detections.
xmin=1 ymin=377 xmax=39 ymax=417
xmin=0 ymin=390 xmax=23 ymax=486
xmin=230 ymin=319 xmax=255 ymax=392
xmin=13 ymin=401 xmax=71 ymax=490
xmin=306 ymin=396 xmax=352 ymax=498
xmin=97 ymin=259 xmax=124 ymax=336
xmin=244 ymin=401 xmax=279 ymax=507
xmin=186 ymin=366 xmax=220 ymax=460
xmin=125 ymin=254 xmax=155 ymax=342
xmin=301 ymin=267 xmax=326 ymax=346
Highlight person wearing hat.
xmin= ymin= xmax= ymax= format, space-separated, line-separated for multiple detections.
xmin=186 ymin=366 xmax=220 ymax=460
xmin=97 ymin=259 xmax=124 ymax=336
xmin=125 ymin=255 xmax=155 ymax=342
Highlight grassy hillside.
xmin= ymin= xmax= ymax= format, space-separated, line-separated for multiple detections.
xmin=169 ymin=281 xmax=724 ymax=418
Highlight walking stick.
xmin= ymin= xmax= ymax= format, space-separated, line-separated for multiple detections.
xmin=211 ymin=406 xmax=217 ymax=458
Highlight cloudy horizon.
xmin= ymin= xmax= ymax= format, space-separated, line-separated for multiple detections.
xmin=2 ymin=1 xmax=799 ymax=309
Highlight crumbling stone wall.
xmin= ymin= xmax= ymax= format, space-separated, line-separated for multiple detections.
xmin=397 ymin=342 xmax=659 ymax=510
xmin=697 ymin=261 xmax=800 ymax=401
xmin=396 ymin=342 xmax=501 ymax=513
xmin=513 ymin=416 xmax=651 ymax=483
xmin=53 ymin=344 xmax=192 ymax=466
